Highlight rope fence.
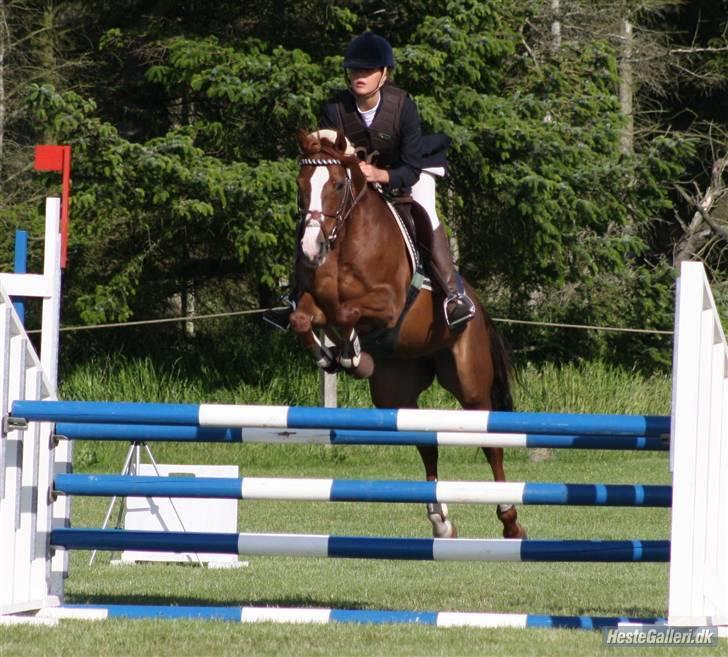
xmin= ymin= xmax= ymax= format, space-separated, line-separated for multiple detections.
xmin=24 ymin=306 xmax=674 ymax=337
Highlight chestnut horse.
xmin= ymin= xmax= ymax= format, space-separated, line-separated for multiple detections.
xmin=289 ymin=129 xmax=526 ymax=539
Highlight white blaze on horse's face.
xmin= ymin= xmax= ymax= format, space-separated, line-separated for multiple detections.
xmin=300 ymin=166 xmax=330 ymax=265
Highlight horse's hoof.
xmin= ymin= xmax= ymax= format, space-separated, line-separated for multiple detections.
xmin=431 ymin=519 xmax=458 ymax=538
xmin=497 ymin=504 xmax=526 ymax=539
xmin=289 ymin=312 xmax=311 ymax=334
xmin=427 ymin=503 xmax=458 ymax=538
xmin=350 ymin=352 xmax=374 ymax=379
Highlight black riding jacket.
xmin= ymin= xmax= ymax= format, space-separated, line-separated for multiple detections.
xmin=320 ymin=84 xmax=447 ymax=193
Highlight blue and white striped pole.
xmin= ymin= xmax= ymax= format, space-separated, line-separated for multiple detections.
xmin=54 ymin=423 xmax=668 ymax=450
xmin=51 ymin=529 xmax=670 ymax=562
xmin=12 ymin=401 xmax=671 ymax=437
xmin=46 ymin=603 xmax=666 ymax=630
xmin=54 ymin=474 xmax=672 ymax=507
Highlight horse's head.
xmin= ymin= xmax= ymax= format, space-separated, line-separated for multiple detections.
xmin=296 ymin=129 xmax=364 ymax=268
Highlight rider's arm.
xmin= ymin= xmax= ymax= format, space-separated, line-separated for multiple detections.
xmin=384 ymin=96 xmax=423 ymax=192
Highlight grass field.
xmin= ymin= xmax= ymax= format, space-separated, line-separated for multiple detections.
xmin=2 ymin=360 xmax=725 ymax=656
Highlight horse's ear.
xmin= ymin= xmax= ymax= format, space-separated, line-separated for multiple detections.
xmin=296 ymin=129 xmax=311 ymax=153
xmin=335 ymin=130 xmax=348 ymax=153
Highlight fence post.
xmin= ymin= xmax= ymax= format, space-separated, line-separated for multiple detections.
xmin=668 ymin=261 xmax=728 ymax=625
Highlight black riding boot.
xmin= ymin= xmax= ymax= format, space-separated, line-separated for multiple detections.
xmin=427 ymin=226 xmax=476 ymax=331
xmin=262 ymin=225 xmax=305 ymax=331
xmin=262 ymin=291 xmax=297 ymax=331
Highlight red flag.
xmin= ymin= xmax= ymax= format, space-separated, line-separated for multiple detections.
xmin=34 ymin=145 xmax=66 ymax=172
xmin=34 ymin=145 xmax=71 ymax=268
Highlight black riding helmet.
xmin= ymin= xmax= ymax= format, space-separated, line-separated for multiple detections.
xmin=343 ymin=32 xmax=395 ymax=69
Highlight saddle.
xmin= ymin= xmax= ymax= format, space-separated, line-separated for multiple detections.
xmin=388 ymin=195 xmax=433 ymax=265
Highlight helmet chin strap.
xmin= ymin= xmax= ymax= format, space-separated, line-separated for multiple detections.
xmin=349 ymin=68 xmax=388 ymax=109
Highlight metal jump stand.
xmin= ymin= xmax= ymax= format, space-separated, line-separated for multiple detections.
xmin=88 ymin=440 xmax=200 ymax=566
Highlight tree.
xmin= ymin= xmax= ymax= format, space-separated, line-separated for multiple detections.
xmin=6 ymin=0 xmax=726 ymax=369
xmin=523 ymin=1 xmax=728 ymax=299
xmin=654 ymin=1 xmax=728 ymax=305
xmin=0 ymin=1 xmax=89 ymax=273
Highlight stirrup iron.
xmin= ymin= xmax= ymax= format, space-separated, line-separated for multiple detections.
xmin=443 ymin=292 xmax=476 ymax=330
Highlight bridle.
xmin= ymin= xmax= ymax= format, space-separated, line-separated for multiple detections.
xmin=298 ymin=154 xmax=368 ymax=249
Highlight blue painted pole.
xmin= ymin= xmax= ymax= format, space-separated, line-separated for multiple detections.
xmin=55 ymin=423 xmax=244 ymax=443
xmin=13 ymin=229 xmax=28 ymax=324
xmin=13 ymin=400 xmax=201 ymax=425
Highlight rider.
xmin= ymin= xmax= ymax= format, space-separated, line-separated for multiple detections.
xmin=263 ymin=31 xmax=475 ymax=332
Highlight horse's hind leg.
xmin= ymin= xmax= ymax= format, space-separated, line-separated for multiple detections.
xmin=415 ymin=441 xmax=458 ymax=538
xmin=483 ymin=446 xmax=526 ymax=538
xmin=433 ymin=315 xmax=527 ymax=539
xmin=368 ymin=358 xmax=456 ymax=538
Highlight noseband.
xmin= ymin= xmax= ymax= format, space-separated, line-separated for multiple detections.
xmin=298 ymin=156 xmax=367 ymax=249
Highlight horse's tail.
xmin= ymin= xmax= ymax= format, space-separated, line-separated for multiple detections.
xmin=486 ymin=313 xmax=514 ymax=412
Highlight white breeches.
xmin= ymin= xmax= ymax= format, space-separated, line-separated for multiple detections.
xmin=411 ymin=167 xmax=445 ymax=230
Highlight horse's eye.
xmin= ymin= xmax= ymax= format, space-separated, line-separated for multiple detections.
xmin=334 ymin=181 xmax=346 ymax=191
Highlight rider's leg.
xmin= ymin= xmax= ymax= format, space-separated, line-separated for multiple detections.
xmin=262 ymin=224 xmax=303 ymax=331
xmin=411 ymin=170 xmax=475 ymax=331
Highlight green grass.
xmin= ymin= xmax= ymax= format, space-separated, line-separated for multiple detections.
xmin=62 ymin=357 xmax=671 ymax=473
xmin=58 ymin=355 xmax=672 ymax=412
xmin=4 ymin=360 xmax=720 ymax=657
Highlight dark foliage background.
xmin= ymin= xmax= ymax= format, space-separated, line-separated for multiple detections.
xmin=2 ymin=0 xmax=727 ymax=374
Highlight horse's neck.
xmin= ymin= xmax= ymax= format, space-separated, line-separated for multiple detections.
xmin=350 ymin=187 xmax=398 ymax=238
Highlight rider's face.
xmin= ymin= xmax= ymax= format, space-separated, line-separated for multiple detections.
xmin=347 ymin=68 xmax=386 ymax=98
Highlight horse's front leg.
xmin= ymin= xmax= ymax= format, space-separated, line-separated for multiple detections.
xmin=335 ymin=323 xmax=374 ymax=379
xmin=290 ymin=293 xmax=339 ymax=372
xmin=337 ymin=285 xmax=400 ymax=328
xmin=335 ymin=285 xmax=400 ymax=379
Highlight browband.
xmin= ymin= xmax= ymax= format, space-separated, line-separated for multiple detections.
xmin=299 ymin=158 xmax=342 ymax=166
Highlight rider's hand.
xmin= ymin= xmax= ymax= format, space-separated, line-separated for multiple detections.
xmin=358 ymin=162 xmax=389 ymax=184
